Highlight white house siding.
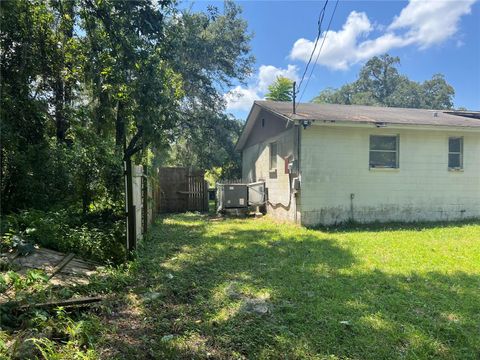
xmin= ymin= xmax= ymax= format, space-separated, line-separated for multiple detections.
xmin=300 ymin=125 xmax=480 ymax=226
xmin=242 ymin=127 xmax=300 ymax=223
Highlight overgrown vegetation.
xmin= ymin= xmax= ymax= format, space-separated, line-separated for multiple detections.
xmin=0 ymin=0 xmax=253 ymax=260
xmin=0 ymin=266 xmax=103 ymax=359
xmin=1 ymin=2 xmax=253 ymax=357
xmin=2 ymin=209 xmax=126 ymax=263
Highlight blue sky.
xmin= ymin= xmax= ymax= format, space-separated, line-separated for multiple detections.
xmin=188 ymin=0 xmax=480 ymax=119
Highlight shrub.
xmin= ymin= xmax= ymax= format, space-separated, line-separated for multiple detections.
xmin=2 ymin=209 xmax=126 ymax=264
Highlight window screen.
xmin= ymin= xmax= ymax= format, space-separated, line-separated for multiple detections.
xmin=369 ymin=135 xmax=399 ymax=168
xmin=448 ymin=137 xmax=463 ymax=169
xmin=269 ymin=142 xmax=277 ymax=170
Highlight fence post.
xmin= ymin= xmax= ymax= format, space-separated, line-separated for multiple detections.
xmin=203 ymin=180 xmax=208 ymax=212
xmin=214 ymin=184 xmax=218 ymax=214
xmin=142 ymin=165 xmax=148 ymax=234
xmin=125 ymin=159 xmax=136 ymax=253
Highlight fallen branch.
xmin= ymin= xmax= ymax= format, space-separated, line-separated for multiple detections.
xmin=19 ymin=296 xmax=103 ymax=311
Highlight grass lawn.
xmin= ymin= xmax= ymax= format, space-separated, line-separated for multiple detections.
xmin=98 ymin=214 xmax=480 ymax=359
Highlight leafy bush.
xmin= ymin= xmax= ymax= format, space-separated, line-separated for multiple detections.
xmin=2 ymin=209 xmax=126 ymax=264
xmin=61 ymin=221 xmax=126 ymax=263
xmin=0 ymin=267 xmax=102 ymax=359
xmin=2 ymin=307 xmax=101 ymax=359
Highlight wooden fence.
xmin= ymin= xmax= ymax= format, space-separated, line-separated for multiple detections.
xmin=155 ymin=167 xmax=208 ymax=214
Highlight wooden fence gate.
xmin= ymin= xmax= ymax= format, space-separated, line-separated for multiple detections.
xmin=186 ymin=173 xmax=209 ymax=212
xmin=155 ymin=167 xmax=208 ymax=213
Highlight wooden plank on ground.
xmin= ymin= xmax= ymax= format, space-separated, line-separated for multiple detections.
xmin=19 ymin=296 xmax=103 ymax=310
xmin=48 ymin=253 xmax=75 ymax=280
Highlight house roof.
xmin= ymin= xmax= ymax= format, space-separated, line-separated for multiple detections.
xmin=235 ymin=101 xmax=480 ymax=151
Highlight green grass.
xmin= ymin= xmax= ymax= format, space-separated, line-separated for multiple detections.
xmin=97 ymin=214 xmax=480 ymax=359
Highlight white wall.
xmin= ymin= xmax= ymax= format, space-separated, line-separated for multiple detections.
xmin=300 ymin=125 xmax=480 ymax=225
xmin=242 ymin=127 xmax=300 ymax=222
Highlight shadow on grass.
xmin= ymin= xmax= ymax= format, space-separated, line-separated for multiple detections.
xmin=313 ymin=218 xmax=480 ymax=233
xmin=98 ymin=214 xmax=480 ymax=360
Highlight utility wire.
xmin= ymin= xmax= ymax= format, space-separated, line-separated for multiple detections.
xmin=296 ymin=0 xmax=329 ymax=93
xmin=296 ymin=0 xmax=339 ymax=106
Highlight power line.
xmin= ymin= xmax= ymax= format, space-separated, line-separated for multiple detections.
xmin=296 ymin=0 xmax=329 ymax=93
xmin=296 ymin=0 xmax=339 ymax=106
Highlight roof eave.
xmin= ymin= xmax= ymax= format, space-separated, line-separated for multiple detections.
xmin=234 ymin=102 xmax=260 ymax=152
xmin=254 ymin=101 xmax=295 ymax=123
xmin=235 ymin=101 xmax=298 ymax=152
xmin=305 ymin=119 xmax=480 ymax=131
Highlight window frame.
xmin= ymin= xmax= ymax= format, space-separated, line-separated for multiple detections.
xmin=448 ymin=136 xmax=463 ymax=170
xmin=269 ymin=142 xmax=277 ymax=171
xmin=369 ymin=134 xmax=399 ymax=169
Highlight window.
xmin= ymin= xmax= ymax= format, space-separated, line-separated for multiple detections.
xmin=369 ymin=135 xmax=399 ymax=168
xmin=261 ymin=118 xmax=265 ymax=127
xmin=269 ymin=142 xmax=277 ymax=170
xmin=448 ymin=137 xmax=463 ymax=169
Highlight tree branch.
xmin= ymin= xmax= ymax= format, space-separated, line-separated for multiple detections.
xmin=124 ymin=126 xmax=145 ymax=160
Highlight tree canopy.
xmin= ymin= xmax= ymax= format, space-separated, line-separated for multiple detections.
xmin=159 ymin=3 xmax=253 ymax=178
xmin=0 ymin=0 xmax=253 ymax=214
xmin=265 ymin=76 xmax=294 ymax=101
xmin=312 ymin=54 xmax=455 ymax=109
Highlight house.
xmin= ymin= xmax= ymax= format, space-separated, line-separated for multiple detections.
xmin=235 ymin=101 xmax=480 ymax=226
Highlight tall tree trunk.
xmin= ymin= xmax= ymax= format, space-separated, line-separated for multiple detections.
xmin=54 ymin=0 xmax=75 ymax=143
xmin=115 ymin=100 xmax=126 ymax=151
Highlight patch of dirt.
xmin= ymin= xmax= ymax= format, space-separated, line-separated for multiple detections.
xmin=224 ymin=282 xmax=271 ymax=315
xmin=98 ymin=293 xmax=156 ymax=359
xmin=241 ymin=298 xmax=270 ymax=315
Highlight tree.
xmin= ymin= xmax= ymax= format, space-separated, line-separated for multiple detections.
xmin=265 ymin=76 xmax=294 ymax=101
xmin=312 ymin=54 xmax=455 ymax=109
xmin=159 ymin=1 xmax=254 ymax=178
xmin=50 ymin=0 xmax=77 ymax=143
xmin=356 ymin=54 xmax=401 ymax=106
xmin=81 ymin=0 xmax=180 ymax=162
xmin=421 ymin=74 xmax=455 ymax=109
xmin=1 ymin=0 xmax=254 ymax=213
xmin=0 ymin=0 xmax=59 ymax=211
xmin=168 ymin=2 xmax=253 ymax=111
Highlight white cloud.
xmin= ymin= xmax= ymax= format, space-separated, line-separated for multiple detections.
xmin=355 ymin=33 xmax=411 ymax=61
xmin=389 ymin=0 xmax=475 ymax=48
xmin=224 ymin=86 xmax=261 ymax=111
xmin=291 ymin=11 xmax=374 ymax=70
xmin=224 ymin=65 xmax=299 ymax=112
xmin=289 ymin=0 xmax=476 ymax=70
xmin=257 ymin=64 xmax=300 ymax=92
